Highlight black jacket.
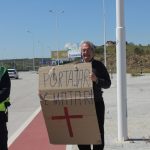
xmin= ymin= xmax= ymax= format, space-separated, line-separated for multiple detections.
xmin=0 ymin=68 xmax=11 ymax=103
xmin=92 ymin=59 xmax=111 ymax=100
xmin=0 ymin=67 xmax=11 ymax=122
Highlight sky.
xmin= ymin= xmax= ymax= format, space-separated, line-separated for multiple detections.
xmin=0 ymin=0 xmax=150 ymax=59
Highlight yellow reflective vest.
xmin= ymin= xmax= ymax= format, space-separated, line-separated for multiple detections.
xmin=0 ymin=98 xmax=10 ymax=111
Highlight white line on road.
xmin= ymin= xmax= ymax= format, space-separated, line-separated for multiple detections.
xmin=8 ymin=106 xmax=41 ymax=147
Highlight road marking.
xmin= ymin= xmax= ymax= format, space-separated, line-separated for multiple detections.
xmin=8 ymin=106 xmax=41 ymax=147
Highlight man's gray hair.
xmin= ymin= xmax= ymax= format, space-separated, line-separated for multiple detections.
xmin=80 ymin=41 xmax=96 ymax=52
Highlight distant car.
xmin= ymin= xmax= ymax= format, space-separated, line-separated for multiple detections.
xmin=7 ymin=68 xmax=19 ymax=79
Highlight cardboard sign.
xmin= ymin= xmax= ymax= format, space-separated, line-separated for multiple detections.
xmin=38 ymin=63 xmax=101 ymax=144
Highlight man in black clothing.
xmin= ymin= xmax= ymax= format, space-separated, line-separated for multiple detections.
xmin=0 ymin=66 xmax=11 ymax=150
xmin=78 ymin=41 xmax=111 ymax=150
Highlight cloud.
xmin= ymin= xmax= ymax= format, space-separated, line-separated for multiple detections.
xmin=64 ymin=42 xmax=79 ymax=51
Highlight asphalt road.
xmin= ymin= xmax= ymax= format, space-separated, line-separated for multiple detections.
xmin=7 ymin=71 xmax=41 ymax=145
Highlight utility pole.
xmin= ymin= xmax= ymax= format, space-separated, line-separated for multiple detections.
xmin=116 ymin=0 xmax=128 ymax=141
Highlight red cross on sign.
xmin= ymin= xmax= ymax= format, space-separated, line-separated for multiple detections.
xmin=51 ymin=107 xmax=83 ymax=137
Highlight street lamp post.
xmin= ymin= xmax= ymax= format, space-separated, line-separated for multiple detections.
xmin=38 ymin=40 xmax=45 ymax=65
xmin=49 ymin=10 xmax=64 ymax=65
xmin=27 ymin=30 xmax=35 ymax=71
xmin=116 ymin=0 xmax=128 ymax=141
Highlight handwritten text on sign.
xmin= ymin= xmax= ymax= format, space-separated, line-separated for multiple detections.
xmin=39 ymin=63 xmax=92 ymax=90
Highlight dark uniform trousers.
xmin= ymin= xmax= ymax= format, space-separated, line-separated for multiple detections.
xmin=0 ymin=112 xmax=8 ymax=150
xmin=78 ymin=100 xmax=105 ymax=150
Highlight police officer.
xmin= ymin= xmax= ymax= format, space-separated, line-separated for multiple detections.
xmin=0 ymin=66 xmax=11 ymax=150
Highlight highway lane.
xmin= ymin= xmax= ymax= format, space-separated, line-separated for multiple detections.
xmin=7 ymin=71 xmax=41 ymax=145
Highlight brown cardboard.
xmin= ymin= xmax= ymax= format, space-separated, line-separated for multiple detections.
xmin=39 ymin=63 xmax=101 ymax=144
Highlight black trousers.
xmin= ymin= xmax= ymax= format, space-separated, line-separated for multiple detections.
xmin=0 ymin=113 xmax=8 ymax=150
xmin=78 ymin=100 xmax=105 ymax=150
